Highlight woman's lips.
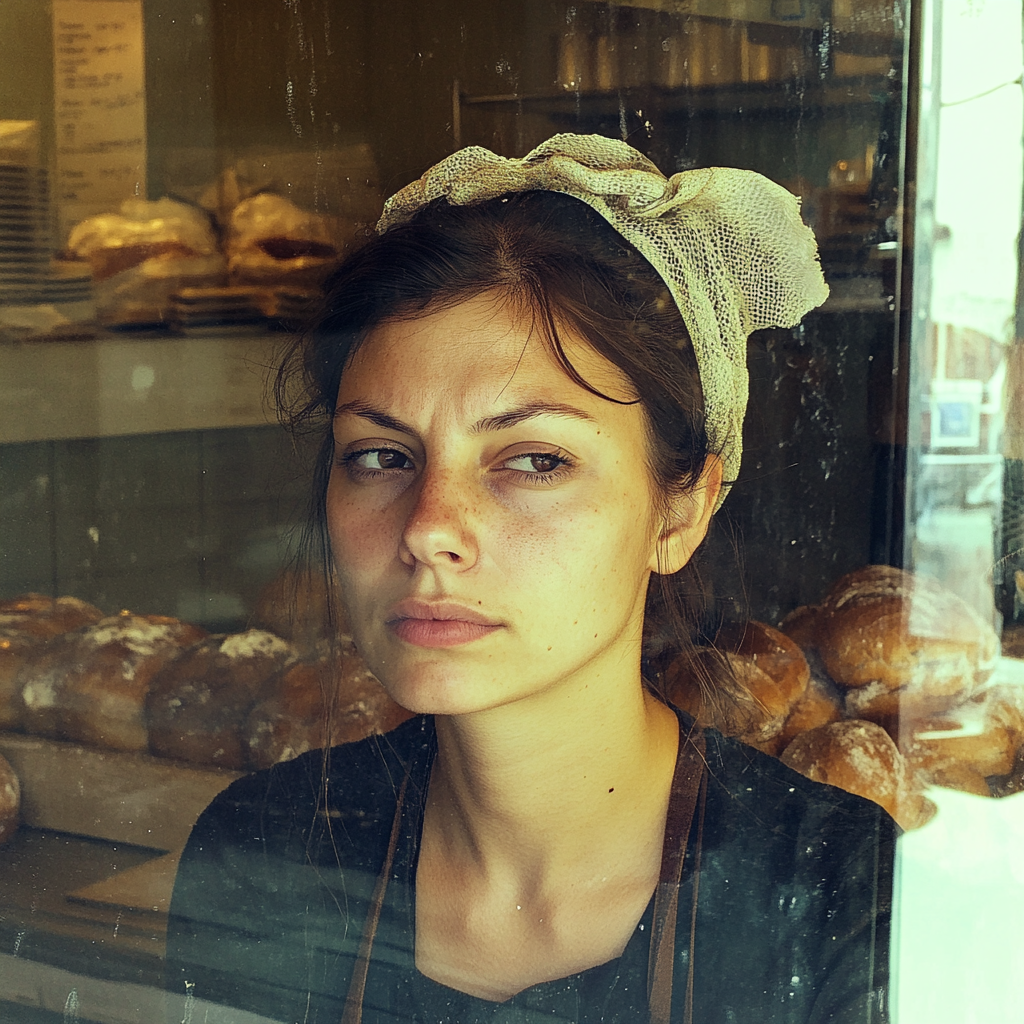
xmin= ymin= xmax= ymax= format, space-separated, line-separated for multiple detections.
xmin=387 ymin=600 xmax=502 ymax=648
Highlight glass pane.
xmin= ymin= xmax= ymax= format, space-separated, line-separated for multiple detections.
xmin=1 ymin=1 xmax=1020 ymax=1021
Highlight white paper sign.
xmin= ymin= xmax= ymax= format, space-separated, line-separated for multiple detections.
xmin=52 ymin=0 xmax=147 ymax=239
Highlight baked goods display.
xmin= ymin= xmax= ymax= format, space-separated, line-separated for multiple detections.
xmin=780 ymin=720 xmax=936 ymax=831
xmin=0 ymin=594 xmax=104 ymax=730
xmin=4 ymin=563 xmax=1022 ymax=827
xmin=147 ymin=630 xmax=299 ymax=769
xmin=246 ymin=640 xmax=413 ymax=770
xmin=0 ymin=592 xmax=409 ymax=774
xmin=803 ymin=565 xmax=999 ymax=722
xmin=665 ymin=565 xmax=1023 ymax=827
xmin=0 ymin=752 xmax=20 ymax=845
xmin=16 ymin=612 xmax=208 ymax=752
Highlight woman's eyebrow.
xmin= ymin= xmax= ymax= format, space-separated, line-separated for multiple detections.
xmin=472 ymin=402 xmax=595 ymax=433
xmin=333 ymin=400 xmax=416 ymax=436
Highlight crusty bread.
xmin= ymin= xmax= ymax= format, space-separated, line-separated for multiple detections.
xmin=781 ymin=719 xmax=936 ymax=830
xmin=0 ymin=594 xmax=104 ymax=638
xmin=665 ymin=621 xmax=809 ymax=750
xmin=17 ymin=612 xmax=207 ymax=752
xmin=147 ymin=629 xmax=298 ymax=769
xmin=0 ymin=595 xmax=106 ymax=730
xmin=246 ymin=639 xmax=412 ymax=769
xmin=815 ymin=566 xmax=998 ymax=720
xmin=0 ymin=753 xmax=19 ymax=845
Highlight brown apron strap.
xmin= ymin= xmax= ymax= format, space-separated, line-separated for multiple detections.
xmin=647 ymin=725 xmax=707 ymax=1024
xmin=340 ymin=771 xmax=410 ymax=1024
xmin=341 ymin=723 xmax=706 ymax=1024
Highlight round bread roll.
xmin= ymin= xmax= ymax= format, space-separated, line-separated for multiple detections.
xmin=781 ymin=719 xmax=936 ymax=830
xmin=778 ymin=603 xmax=821 ymax=652
xmin=0 ymin=595 xmax=105 ymax=730
xmin=665 ymin=621 xmax=809 ymax=749
xmin=17 ymin=612 xmax=207 ymax=752
xmin=775 ymin=670 xmax=844 ymax=752
xmin=147 ymin=629 xmax=298 ymax=769
xmin=246 ymin=640 xmax=413 ymax=769
xmin=899 ymin=682 xmax=1024 ymax=790
xmin=0 ymin=753 xmax=20 ymax=845
xmin=815 ymin=566 xmax=998 ymax=721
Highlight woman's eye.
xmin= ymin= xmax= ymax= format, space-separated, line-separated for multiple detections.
xmin=343 ymin=448 xmax=413 ymax=474
xmin=501 ymin=451 xmax=573 ymax=477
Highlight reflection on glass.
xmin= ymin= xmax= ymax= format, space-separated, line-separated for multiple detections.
xmin=0 ymin=0 xmax=1020 ymax=1021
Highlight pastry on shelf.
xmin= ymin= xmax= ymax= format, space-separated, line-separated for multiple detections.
xmin=226 ymin=193 xmax=346 ymax=289
xmin=781 ymin=719 xmax=936 ymax=831
xmin=16 ymin=611 xmax=207 ymax=752
xmin=64 ymin=197 xmax=226 ymax=325
xmin=147 ymin=629 xmax=298 ymax=770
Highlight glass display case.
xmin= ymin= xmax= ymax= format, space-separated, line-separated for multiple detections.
xmin=0 ymin=1 xmax=1021 ymax=1021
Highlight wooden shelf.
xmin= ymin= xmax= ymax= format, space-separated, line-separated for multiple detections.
xmin=0 ymin=330 xmax=285 ymax=443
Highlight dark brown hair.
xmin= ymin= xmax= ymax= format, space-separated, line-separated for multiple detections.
xmin=277 ymin=190 xmax=727 ymax=691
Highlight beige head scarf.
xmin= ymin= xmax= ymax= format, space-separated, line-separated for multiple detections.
xmin=378 ymin=133 xmax=829 ymax=509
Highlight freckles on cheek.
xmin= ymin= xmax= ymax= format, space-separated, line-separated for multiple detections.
xmin=327 ymin=495 xmax=395 ymax=569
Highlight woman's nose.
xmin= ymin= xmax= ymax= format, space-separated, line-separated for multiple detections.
xmin=399 ymin=467 xmax=479 ymax=570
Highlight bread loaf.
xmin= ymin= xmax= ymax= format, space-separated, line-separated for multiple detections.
xmin=17 ymin=612 xmax=206 ymax=751
xmin=246 ymin=640 xmax=412 ymax=769
xmin=147 ymin=629 xmax=297 ymax=769
xmin=815 ymin=566 xmax=998 ymax=720
xmin=665 ymin=621 xmax=809 ymax=750
xmin=781 ymin=719 xmax=936 ymax=830
xmin=0 ymin=594 xmax=105 ymax=729
xmin=0 ymin=753 xmax=19 ymax=845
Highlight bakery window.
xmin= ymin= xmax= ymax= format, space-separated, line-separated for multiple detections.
xmin=1 ymin=0 xmax=1022 ymax=1021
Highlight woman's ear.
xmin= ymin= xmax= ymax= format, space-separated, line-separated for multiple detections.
xmin=651 ymin=455 xmax=723 ymax=576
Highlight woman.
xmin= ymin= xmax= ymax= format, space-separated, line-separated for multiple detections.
xmin=167 ymin=135 xmax=895 ymax=1024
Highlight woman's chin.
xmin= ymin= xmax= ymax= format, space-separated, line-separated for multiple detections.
xmin=376 ymin=663 xmax=518 ymax=719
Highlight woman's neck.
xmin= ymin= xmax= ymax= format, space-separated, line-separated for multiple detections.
xmin=426 ymin=672 xmax=680 ymax=890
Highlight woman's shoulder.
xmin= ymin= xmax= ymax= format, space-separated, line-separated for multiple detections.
xmin=186 ymin=715 xmax=435 ymax=854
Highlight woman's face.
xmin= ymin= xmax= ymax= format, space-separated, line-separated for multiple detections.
xmin=327 ymin=292 xmax=712 ymax=717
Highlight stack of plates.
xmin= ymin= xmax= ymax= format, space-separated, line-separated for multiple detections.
xmin=269 ymin=286 xmax=320 ymax=325
xmin=171 ymin=285 xmax=269 ymax=334
xmin=0 ymin=163 xmax=53 ymax=305
xmin=44 ymin=260 xmax=93 ymax=304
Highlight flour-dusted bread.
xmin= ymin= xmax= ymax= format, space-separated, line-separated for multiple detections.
xmin=815 ymin=566 xmax=998 ymax=721
xmin=246 ymin=639 xmax=412 ymax=769
xmin=898 ymin=681 xmax=1024 ymax=794
xmin=0 ymin=593 xmax=104 ymax=638
xmin=781 ymin=719 xmax=936 ymax=830
xmin=17 ymin=612 xmax=207 ymax=751
xmin=147 ymin=629 xmax=298 ymax=769
xmin=0 ymin=753 xmax=19 ymax=845
xmin=0 ymin=594 xmax=106 ymax=729
xmin=665 ymin=621 xmax=810 ymax=752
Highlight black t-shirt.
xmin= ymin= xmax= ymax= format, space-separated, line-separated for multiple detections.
xmin=166 ymin=714 xmax=895 ymax=1024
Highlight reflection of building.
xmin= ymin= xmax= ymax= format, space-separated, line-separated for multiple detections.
xmin=910 ymin=0 xmax=1023 ymax=634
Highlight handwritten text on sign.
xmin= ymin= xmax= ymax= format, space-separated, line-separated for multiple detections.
xmin=52 ymin=0 xmax=147 ymax=239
